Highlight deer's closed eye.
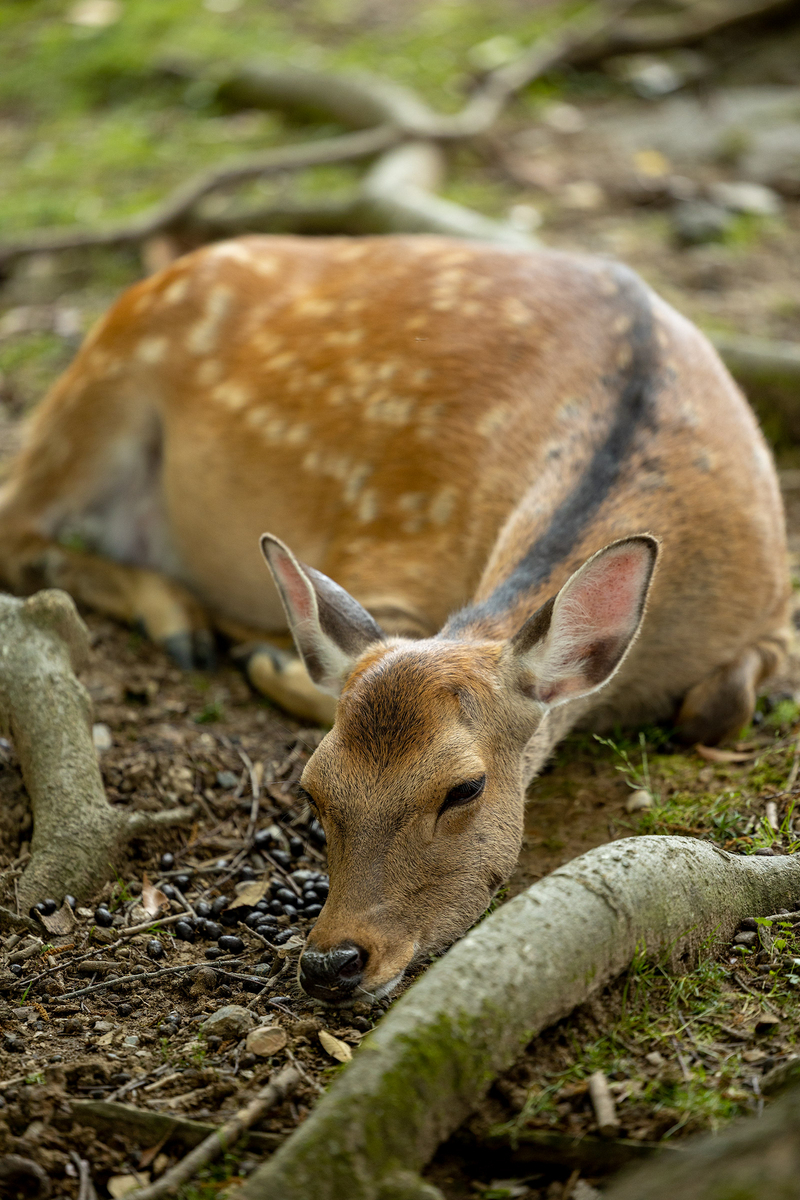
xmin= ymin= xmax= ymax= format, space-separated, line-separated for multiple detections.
xmin=439 ymin=775 xmax=486 ymax=815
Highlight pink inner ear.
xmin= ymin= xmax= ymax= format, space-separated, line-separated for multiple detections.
xmin=273 ymin=549 xmax=315 ymax=623
xmin=570 ymin=545 xmax=651 ymax=637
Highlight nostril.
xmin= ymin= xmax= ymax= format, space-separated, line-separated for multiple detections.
xmin=300 ymin=941 xmax=369 ymax=996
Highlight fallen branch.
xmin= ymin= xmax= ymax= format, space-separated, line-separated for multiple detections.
xmin=231 ymin=836 xmax=800 ymax=1200
xmin=69 ymin=1098 xmax=282 ymax=1154
xmin=603 ymin=1083 xmax=800 ymax=1200
xmin=569 ymin=0 xmax=797 ymax=66
xmin=0 ymin=590 xmax=194 ymax=911
xmin=0 ymin=1 xmax=637 ymax=267
xmin=125 ymin=1066 xmax=301 ymax=1200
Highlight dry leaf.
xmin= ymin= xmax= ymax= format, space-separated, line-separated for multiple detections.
xmin=695 ymin=744 xmax=755 ymax=764
xmin=108 ymin=1174 xmax=150 ymax=1199
xmin=141 ymin=872 xmax=169 ymax=917
xmin=39 ymin=900 xmax=76 ymax=936
xmin=96 ymin=1029 xmax=115 ymax=1046
xmin=246 ymin=1025 xmax=288 ymax=1056
xmin=229 ymin=880 xmax=268 ymax=908
xmin=319 ymin=1029 xmax=353 ymax=1062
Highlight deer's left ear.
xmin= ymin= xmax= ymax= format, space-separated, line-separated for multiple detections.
xmin=510 ymin=535 xmax=659 ymax=707
xmin=260 ymin=534 xmax=385 ymax=696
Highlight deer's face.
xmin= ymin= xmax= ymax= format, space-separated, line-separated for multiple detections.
xmin=259 ymin=531 xmax=658 ymax=1005
xmin=296 ymin=643 xmax=531 ymax=1002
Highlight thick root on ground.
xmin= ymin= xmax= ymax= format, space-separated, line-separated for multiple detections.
xmin=0 ymin=589 xmax=194 ymax=911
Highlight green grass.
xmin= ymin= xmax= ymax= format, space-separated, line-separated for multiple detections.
xmin=0 ymin=0 xmax=590 ymax=237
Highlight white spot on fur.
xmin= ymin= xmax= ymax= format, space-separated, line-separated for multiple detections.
xmin=196 ymin=359 xmax=224 ymax=387
xmin=343 ymin=463 xmax=372 ymax=504
xmin=429 ymin=486 xmax=457 ymax=525
xmin=209 ymin=242 xmax=253 ymax=265
xmin=325 ymin=328 xmax=363 ymax=347
xmin=365 ymin=394 xmax=414 ymax=425
xmin=163 ymin=277 xmax=189 ymax=305
xmin=212 ymin=381 xmax=251 ymax=411
xmin=136 ymin=336 xmax=168 ymax=365
xmin=477 ymin=404 xmax=511 ymax=437
xmin=503 ymin=298 xmax=532 ymax=326
xmin=187 ymin=286 xmax=232 ymax=355
xmin=294 ymin=296 xmax=335 ymax=318
xmin=263 ymin=352 xmax=297 ymax=371
xmin=357 ymin=490 xmax=380 ymax=523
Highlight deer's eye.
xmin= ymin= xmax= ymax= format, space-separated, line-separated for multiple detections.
xmin=297 ymin=785 xmax=318 ymax=811
xmin=439 ymin=775 xmax=486 ymax=815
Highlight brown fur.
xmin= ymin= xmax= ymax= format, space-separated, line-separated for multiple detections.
xmin=0 ymin=235 xmax=789 ymax=999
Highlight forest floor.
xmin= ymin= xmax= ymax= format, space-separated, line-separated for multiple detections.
xmin=1 ymin=1 xmax=800 ymax=1197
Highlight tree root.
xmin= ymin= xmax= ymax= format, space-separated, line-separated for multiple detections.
xmin=0 ymin=590 xmax=195 ymax=912
xmin=231 ymin=836 xmax=800 ymax=1200
xmin=604 ymin=1083 xmax=800 ymax=1200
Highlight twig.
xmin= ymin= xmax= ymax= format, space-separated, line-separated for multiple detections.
xmin=785 ymin=731 xmax=800 ymax=794
xmin=238 ymin=748 xmax=263 ymax=845
xmin=731 ymin=971 xmax=782 ymax=1017
xmin=0 ymin=126 xmax=397 ymax=269
xmin=57 ymin=956 xmax=243 ymax=1001
xmin=123 ymin=1065 xmax=301 ymax=1200
xmin=70 ymin=1151 xmax=96 ymax=1200
xmin=588 ymin=1070 xmax=620 ymax=1138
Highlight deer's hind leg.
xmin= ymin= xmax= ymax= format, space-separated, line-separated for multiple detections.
xmin=0 ymin=367 xmax=214 ymax=669
xmin=675 ymin=632 xmax=789 ymax=745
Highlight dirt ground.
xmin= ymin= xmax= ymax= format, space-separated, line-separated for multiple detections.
xmin=1 ymin=10 xmax=800 ymax=1197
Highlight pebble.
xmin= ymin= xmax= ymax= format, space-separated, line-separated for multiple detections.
xmin=216 ymin=771 xmax=239 ymax=789
xmin=708 ymin=180 xmax=781 ymax=216
xmin=740 ymin=917 xmax=758 ymax=931
xmin=625 ymin=790 xmax=653 ymax=813
xmin=246 ymin=1025 xmax=287 ymax=1056
xmin=92 ymin=722 xmax=113 ymax=752
xmin=673 ymin=199 xmax=733 ymax=244
xmin=201 ymin=1004 xmax=255 ymax=1039
xmin=123 ymin=1035 xmax=139 ymax=1047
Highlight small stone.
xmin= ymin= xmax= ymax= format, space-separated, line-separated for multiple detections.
xmin=123 ymin=1035 xmax=139 ymax=1047
xmin=645 ymin=1051 xmax=664 ymax=1067
xmin=740 ymin=917 xmax=758 ymax=931
xmin=673 ymin=200 xmax=733 ymax=245
xmin=200 ymin=1004 xmax=255 ymax=1039
xmin=93 ymin=1020 xmax=115 ymax=1033
xmin=216 ymin=771 xmax=239 ymax=789
xmin=625 ymin=789 xmax=653 ymax=813
xmin=246 ymin=1025 xmax=288 ymax=1056
xmin=754 ymin=847 xmax=776 ymax=856
xmin=117 ymin=1005 xmax=132 ymax=1017
xmin=92 ymin=722 xmax=113 ymax=752
xmin=734 ymin=931 xmax=758 ymax=947
xmin=708 ymin=180 xmax=781 ymax=216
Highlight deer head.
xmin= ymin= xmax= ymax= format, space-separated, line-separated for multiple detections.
xmin=261 ymin=533 xmax=658 ymax=1004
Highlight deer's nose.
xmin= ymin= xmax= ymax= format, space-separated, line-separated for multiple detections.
xmin=299 ymin=941 xmax=367 ymax=1002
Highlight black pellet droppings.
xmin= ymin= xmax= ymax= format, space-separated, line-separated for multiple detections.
xmin=211 ymin=895 xmax=230 ymax=915
xmin=276 ymin=888 xmax=296 ymax=905
xmin=282 ymin=904 xmax=298 ymax=921
xmin=305 ymin=905 xmax=323 ymax=918
xmin=290 ymin=870 xmax=316 ymax=885
xmin=204 ymin=921 xmax=223 ymax=941
xmin=117 ymin=1005 xmax=132 ymax=1017
xmin=110 ymin=1072 xmax=131 ymax=1085
xmin=256 ymin=914 xmax=279 ymax=928
xmin=9 ymin=963 xmax=22 ymax=977
xmin=740 ymin=917 xmax=758 ymax=931
xmin=269 ymin=900 xmax=285 ymax=916
xmin=147 ymin=939 xmax=165 ymax=960
xmin=270 ymin=850 xmax=292 ymax=869
xmin=41 ymin=899 xmax=58 ymax=915
xmin=160 ymin=853 xmax=175 ymax=871
xmin=219 ymin=908 xmax=241 ymax=927
xmin=255 ymin=900 xmax=270 ymax=913
xmin=239 ymin=866 xmax=257 ymax=882
xmin=205 ymin=947 xmax=223 ymax=960
xmin=303 ymin=889 xmax=319 ymax=904
xmin=174 ymin=874 xmax=192 ymax=890
xmin=94 ymin=908 xmax=114 ymax=928
xmin=271 ymin=929 xmax=296 ymax=946
xmin=175 ymin=921 xmax=195 ymax=943
xmin=218 ymin=935 xmax=245 ymax=954
xmin=289 ymin=837 xmax=305 ymax=858
xmin=161 ymin=885 xmax=178 ymax=901
xmin=309 ymin=820 xmax=326 ymax=847
xmin=64 ymin=895 xmax=77 ymax=909
xmin=29 ymin=903 xmax=45 ymax=918
xmin=194 ymin=901 xmax=212 ymax=919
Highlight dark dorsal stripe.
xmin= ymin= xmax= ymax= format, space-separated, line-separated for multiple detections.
xmin=444 ymin=264 xmax=660 ymax=638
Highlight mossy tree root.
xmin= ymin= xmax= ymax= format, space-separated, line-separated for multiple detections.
xmin=232 ymin=836 xmax=800 ymax=1200
xmin=0 ymin=590 xmax=194 ymax=912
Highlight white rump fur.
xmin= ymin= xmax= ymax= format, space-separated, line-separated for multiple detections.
xmin=523 ymin=537 xmax=658 ymax=707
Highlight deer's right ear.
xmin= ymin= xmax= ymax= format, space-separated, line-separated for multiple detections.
xmin=259 ymin=534 xmax=385 ymax=695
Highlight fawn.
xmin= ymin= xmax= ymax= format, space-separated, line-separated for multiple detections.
xmin=0 ymin=235 xmax=789 ymax=1002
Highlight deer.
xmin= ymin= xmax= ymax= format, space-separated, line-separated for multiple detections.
xmin=0 ymin=234 xmax=789 ymax=1004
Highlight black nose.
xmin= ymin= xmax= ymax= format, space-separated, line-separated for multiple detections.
xmin=299 ymin=941 xmax=368 ymax=1002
